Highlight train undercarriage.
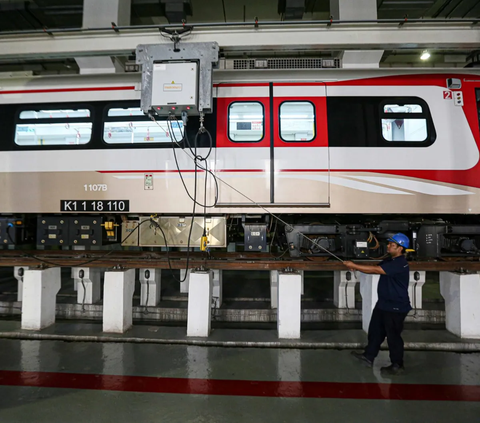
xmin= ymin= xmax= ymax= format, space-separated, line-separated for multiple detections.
xmin=2 ymin=214 xmax=480 ymax=262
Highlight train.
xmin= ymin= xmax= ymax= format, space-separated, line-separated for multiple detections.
xmin=0 ymin=67 xmax=480 ymax=259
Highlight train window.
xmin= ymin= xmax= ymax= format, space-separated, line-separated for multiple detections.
xmin=103 ymin=106 xmax=183 ymax=144
xmin=19 ymin=109 xmax=90 ymax=119
xmin=15 ymin=123 xmax=92 ymax=146
xmin=381 ymin=102 xmax=428 ymax=142
xmin=15 ymin=107 xmax=93 ymax=146
xmin=228 ymin=102 xmax=264 ymax=142
xmin=279 ymin=101 xmax=315 ymax=142
xmin=327 ymin=97 xmax=435 ymax=147
xmin=107 ymin=107 xmax=145 ymax=117
xmin=383 ymin=104 xmax=422 ymax=114
xmin=382 ymin=118 xmax=427 ymax=142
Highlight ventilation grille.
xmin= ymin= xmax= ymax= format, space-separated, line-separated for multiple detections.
xmin=232 ymin=58 xmax=340 ymax=70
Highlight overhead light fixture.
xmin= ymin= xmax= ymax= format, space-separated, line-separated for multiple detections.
xmin=420 ymin=50 xmax=431 ymax=61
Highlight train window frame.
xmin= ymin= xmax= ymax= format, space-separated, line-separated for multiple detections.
xmin=227 ymin=101 xmax=265 ymax=143
xmin=327 ymin=96 xmax=436 ymax=148
xmin=102 ymin=104 xmax=184 ymax=145
xmin=14 ymin=104 xmax=94 ymax=147
xmin=379 ymin=97 xmax=434 ymax=145
xmin=278 ymin=100 xmax=316 ymax=143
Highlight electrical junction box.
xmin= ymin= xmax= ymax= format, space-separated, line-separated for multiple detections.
xmin=151 ymin=62 xmax=198 ymax=114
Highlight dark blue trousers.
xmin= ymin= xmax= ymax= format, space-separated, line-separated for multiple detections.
xmin=364 ymin=305 xmax=408 ymax=366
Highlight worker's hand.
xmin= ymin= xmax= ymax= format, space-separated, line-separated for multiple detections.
xmin=343 ymin=260 xmax=357 ymax=271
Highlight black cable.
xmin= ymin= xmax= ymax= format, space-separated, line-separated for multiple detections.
xmin=166 ymin=118 xmax=219 ymax=208
xmin=143 ymin=276 xmax=150 ymax=315
xmin=6 ymin=225 xmax=15 ymax=245
xmin=80 ymin=277 xmax=86 ymax=312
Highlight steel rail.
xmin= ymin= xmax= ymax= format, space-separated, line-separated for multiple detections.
xmin=0 ymin=251 xmax=478 ymax=271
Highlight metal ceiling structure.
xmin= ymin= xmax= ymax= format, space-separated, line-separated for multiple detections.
xmin=1 ymin=0 xmax=480 ymax=29
xmin=0 ymin=0 xmax=478 ymax=74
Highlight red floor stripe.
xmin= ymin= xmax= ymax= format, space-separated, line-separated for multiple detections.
xmin=0 ymin=370 xmax=479 ymax=401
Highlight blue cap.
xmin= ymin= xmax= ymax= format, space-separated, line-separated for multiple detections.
xmin=387 ymin=233 xmax=410 ymax=249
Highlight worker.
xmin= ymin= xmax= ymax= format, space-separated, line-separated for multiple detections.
xmin=343 ymin=233 xmax=411 ymax=376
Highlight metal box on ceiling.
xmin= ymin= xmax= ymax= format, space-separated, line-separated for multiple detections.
xmin=151 ymin=62 xmax=198 ymax=113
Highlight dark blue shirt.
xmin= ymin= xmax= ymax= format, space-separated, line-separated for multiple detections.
xmin=377 ymin=255 xmax=411 ymax=313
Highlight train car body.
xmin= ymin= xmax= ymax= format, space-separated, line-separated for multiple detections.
xmin=1 ymin=69 xmax=480 ymax=257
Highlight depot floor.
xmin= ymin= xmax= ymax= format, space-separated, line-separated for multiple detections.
xmin=0 ymin=338 xmax=479 ymax=423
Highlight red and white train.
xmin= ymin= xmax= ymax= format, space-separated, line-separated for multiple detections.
xmin=0 ymin=68 xmax=479 ymax=258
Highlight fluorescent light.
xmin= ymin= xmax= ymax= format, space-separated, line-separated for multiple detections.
xmin=420 ymin=50 xmax=431 ymax=60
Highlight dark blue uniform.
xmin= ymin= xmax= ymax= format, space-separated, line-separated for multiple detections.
xmin=364 ymin=255 xmax=411 ymax=366
xmin=378 ymin=255 xmax=411 ymax=313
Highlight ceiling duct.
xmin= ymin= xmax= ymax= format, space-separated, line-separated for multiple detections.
xmin=159 ymin=0 xmax=192 ymax=23
xmin=278 ymin=0 xmax=306 ymax=20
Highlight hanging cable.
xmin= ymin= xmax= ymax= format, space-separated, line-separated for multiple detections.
xmin=151 ymin=112 xmax=344 ymax=263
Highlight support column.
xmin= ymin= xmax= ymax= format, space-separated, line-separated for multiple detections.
xmin=333 ymin=270 xmax=359 ymax=308
xmin=14 ymin=266 xmax=28 ymax=302
xmin=212 ymin=269 xmax=223 ymax=308
xmin=103 ymin=269 xmax=135 ymax=333
xmin=359 ymin=273 xmax=380 ymax=333
xmin=77 ymin=0 xmax=131 ymax=74
xmin=139 ymin=268 xmax=161 ymax=306
xmin=270 ymin=270 xmax=278 ymax=309
xmin=408 ymin=271 xmax=426 ymax=309
xmin=180 ymin=268 xmax=191 ymax=293
xmin=330 ymin=0 xmax=383 ymax=68
xmin=21 ymin=267 xmax=61 ymax=330
xmin=73 ymin=267 xmax=101 ymax=305
xmin=440 ymin=272 xmax=480 ymax=339
xmin=187 ymin=270 xmax=213 ymax=337
xmin=277 ymin=271 xmax=302 ymax=339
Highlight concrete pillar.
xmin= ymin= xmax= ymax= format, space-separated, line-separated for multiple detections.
xmin=272 ymin=270 xmax=303 ymax=308
xmin=180 ymin=268 xmax=191 ymax=293
xmin=330 ymin=0 xmax=383 ymax=68
xmin=77 ymin=0 xmax=131 ymax=74
xmin=103 ymin=269 xmax=135 ymax=333
xmin=440 ymin=272 xmax=480 ymax=339
xmin=359 ymin=273 xmax=380 ymax=333
xmin=333 ymin=270 xmax=359 ymax=308
xmin=187 ymin=270 xmax=213 ymax=337
xmin=408 ymin=271 xmax=426 ymax=309
xmin=21 ymin=267 xmax=61 ymax=330
xmin=14 ymin=266 xmax=28 ymax=302
xmin=270 ymin=270 xmax=278 ymax=309
xmin=277 ymin=271 xmax=302 ymax=339
xmin=73 ymin=267 xmax=101 ymax=305
xmin=139 ymin=268 xmax=161 ymax=306
xmin=212 ymin=269 xmax=223 ymax=308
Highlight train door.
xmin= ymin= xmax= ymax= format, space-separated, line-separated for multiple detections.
xmin=272 ymin=83 xmax=330 ymax=206
xmin=215 ymin=83 xmax=272 ymax=206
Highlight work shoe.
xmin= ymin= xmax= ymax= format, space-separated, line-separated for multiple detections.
xmin=380 ymin=363 xmax=405 ymax=376
xmin=351 ymin=351 xmax=373 ymax=368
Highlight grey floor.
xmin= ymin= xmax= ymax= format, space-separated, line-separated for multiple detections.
xmin=0 ymin=339 xmax=479 ymax=422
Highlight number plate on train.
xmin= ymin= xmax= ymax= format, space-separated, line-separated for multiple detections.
xmin=60 ymin=200 xmax=129 ymax=212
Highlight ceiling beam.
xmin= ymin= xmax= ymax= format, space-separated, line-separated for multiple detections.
xmin=0 ymin=23 xmax=478 ymax=62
